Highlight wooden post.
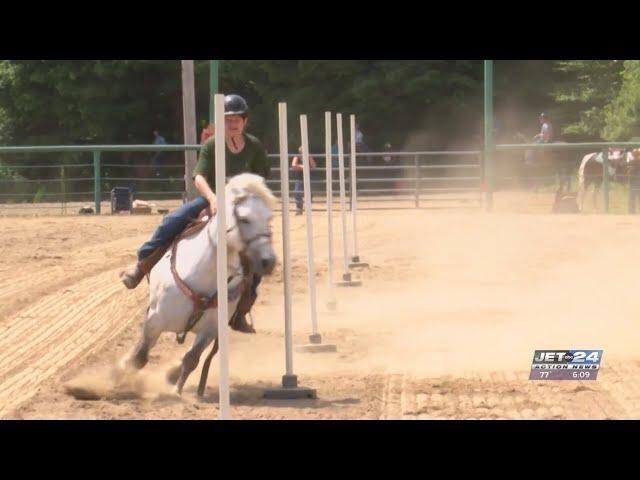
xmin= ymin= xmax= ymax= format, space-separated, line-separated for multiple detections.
xmin=181 ymin=60 xmax=198 ymax=202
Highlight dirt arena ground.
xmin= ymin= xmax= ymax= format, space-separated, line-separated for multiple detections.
xmin=2 ymin=191 xmax=640 ymax=420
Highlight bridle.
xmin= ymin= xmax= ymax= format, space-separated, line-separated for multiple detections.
xmin=225 ymin=195 xmax=273 ymax=251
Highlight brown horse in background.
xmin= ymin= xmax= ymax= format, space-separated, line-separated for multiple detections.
xmin=522 ymin=143 xmax=575 ymax=193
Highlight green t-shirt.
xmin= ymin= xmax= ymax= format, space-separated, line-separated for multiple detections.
xmin=192 ymin=133 xmax=270 ymax=191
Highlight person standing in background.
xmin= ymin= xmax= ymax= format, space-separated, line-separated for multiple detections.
xmin=291 ymin=146 xmax=317 ymax=215
xmin=151 ymin=130 xmax=167 ymax=177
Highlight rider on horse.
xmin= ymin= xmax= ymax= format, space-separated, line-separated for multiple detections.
xmin=120 ymin=94 xmax=270 ymax=334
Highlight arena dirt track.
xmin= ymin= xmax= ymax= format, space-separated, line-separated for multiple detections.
xmin=2 ymin=192 xmax=640 ymax=419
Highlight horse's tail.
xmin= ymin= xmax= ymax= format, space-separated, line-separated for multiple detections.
xmin=577 ymin=153 xmax=596 ymax=212
xmin=578 ymin=153 xmax=592 ymax=192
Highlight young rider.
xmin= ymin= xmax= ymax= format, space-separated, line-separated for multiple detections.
xmin=120 ymin=94 xmax=270 ymax=333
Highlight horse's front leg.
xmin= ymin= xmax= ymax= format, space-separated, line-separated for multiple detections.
xmin=578 ymin=182 xmax=585 ymax=212
xmin=122 ymin=311 xmax=162 ymax=371
xmin=112 ymin=310 xmax=162 ymax=388
xmin=593 ymin=184 xmax=600 ymax=211
xmin=175 ymin=327 xmax=216 ymax=395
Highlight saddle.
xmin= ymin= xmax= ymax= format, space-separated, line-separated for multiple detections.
xmin=180 ymin=207 xmax=214 ymax=238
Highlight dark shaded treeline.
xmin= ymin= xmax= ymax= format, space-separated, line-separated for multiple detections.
xmin=1 ymin=60 xmax=638 ymax=180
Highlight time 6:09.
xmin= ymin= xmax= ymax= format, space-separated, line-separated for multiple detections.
xmin=572 ymin=371 xmax=591 ymax=379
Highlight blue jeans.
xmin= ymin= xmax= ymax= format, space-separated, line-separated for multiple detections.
xmin=138 ymin=196 xmax=209 ymax=260
xmin=294 ymin=180 xmax=312 ymax=212
xmin=151 ymin=152 xmax=166 ymax=177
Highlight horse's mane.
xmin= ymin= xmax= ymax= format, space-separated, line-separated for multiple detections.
xmin=227 ymin=173 xmax=277 ymax=211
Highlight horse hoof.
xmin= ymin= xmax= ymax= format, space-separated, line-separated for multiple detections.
xmin=166 ymin=365 xmax=182 ymax=386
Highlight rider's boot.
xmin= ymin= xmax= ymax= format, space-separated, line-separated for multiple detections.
xmin=120 ymin=246 xmax=168 ymax=289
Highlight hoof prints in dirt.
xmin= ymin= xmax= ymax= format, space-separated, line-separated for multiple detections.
xmin=63 ymin=368 xmax=147 ymax=402
xmin=381 ymin=366 xmax=640 ymax=420
xmin=64 ymin=385 xmax=142 ymax=402
xmin=0 ymin=268 xmax=146 ymax=418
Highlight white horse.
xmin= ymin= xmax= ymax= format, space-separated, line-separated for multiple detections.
xmin=119 ymin=173 xmax=277 ymax=395
xmin=577 ymin=148 xmax=628 ymax=211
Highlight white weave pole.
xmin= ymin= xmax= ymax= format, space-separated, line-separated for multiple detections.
xmin=337 ymin=114 xmax=350 ymax=275
xmin=263 ymin=104 xmax=317 ymax=398
xmin=214 ymin=93 xmax=230 ymax=420
xmin=335 ymin=114 xmax=361 ymax=287
xmin=349 ymin=115 xmax=359 ymax=260
xmin=325 ymin=111 xmax=336 ymax=310
xmin=292 ymin=115 xmax=338 ymax=353
xmin=348 ymin=115 xmax=368 ymax=268
xmin=279 ymin=103 xmax=294 ymax=379
xmin=300 ymin=115 xmax=319 ymax=340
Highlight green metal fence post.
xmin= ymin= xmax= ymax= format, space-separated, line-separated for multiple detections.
xmin=60 ymin=165 xmax=66 ymax=215
xmin=93 ymin=151 xmax=101 ymax=214
xmin=602 ymin=148 xmax=609 ymax=213
xmin=414 ymin=155 xmax=420 ymax=208
xmin=484 ymin=60 xmax=494 ymax=212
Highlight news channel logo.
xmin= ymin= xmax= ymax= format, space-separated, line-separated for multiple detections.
xmin=529 ymin=350 xmax=603 ymax=381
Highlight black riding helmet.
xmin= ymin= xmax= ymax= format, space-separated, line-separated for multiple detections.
xmin=225 ymin=94 xmax=249 ymax=117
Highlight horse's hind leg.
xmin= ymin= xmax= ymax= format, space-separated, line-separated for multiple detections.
xmin=175 ymin=329 xmax=216 ymax=395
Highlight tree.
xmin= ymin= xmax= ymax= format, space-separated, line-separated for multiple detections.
xmin=602 ymin=60 xmax=640 ymax=141
xmin=551 ymin=60 xmax=624 ymax=140
xmin=1 ymin=59 xmax=629 ymax=153
xmin=0 ymin=60 xmax=182 ymax=146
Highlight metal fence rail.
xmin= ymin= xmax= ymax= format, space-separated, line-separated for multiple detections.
xmin=7 ymin=141 xmax=640 ymax=214
xmin=0 ymin=146 xmax=483 ymax=214
xmin=491 ymin=142 xmax=640 ymax=213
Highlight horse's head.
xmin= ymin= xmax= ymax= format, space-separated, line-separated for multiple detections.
xmin=225 ymin=173 xmax=277 ymax=276
xmin=623 ymin=149 xmax=640 ymax=174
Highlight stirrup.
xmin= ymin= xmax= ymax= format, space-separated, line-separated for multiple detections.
xmin=120 ymin=264 xmax=145 ymax=289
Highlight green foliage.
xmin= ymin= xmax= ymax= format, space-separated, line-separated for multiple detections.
xmin=32 ymin=184 xmax=45 ymax=203
xmin=602 ymin=61 xmax=640 ymax=141
xmin=0 ymin=60 xmax=486 ymax=151
xmin=551 ymin=60 xmax=624 ymax=140
xmin=0 ymin=162 xmax=33 ymax=203
xmin=0 ymin=59 xmax=638 ymax=158
xmin=0 ymin=60 xmax=181 ymax=146
xmin=0 ymin=161 xmax=14 ymax=180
